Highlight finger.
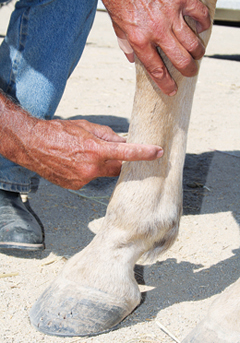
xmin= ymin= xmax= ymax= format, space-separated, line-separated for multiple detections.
xmin=117 ymin=37 xmax=134 ymax=55
xmin=114 ymin=22 xmax=177 ymax=95
xmin=114 ymin=23 xmax=135 ymax=63
xmin=155 ymin=30 xmax=199 ymax=77
xmin=133 ymin=41 xmax=178 ymax=96
xmin=78 ymin=160 xmax=122 ymax=181
xmin=124 ymin=52 xmax=135 ymax=63
xmin=173 ymin=17 xmax=206 ymax=60
xmin=94 ymin=127 xmax=127 ymax=143
xmin=183 ymin=0 xmax=211 ymax=33
xmin=101 ymin=142 xmax=164 ymax=162
xmin=117 ymin=37 xmax=135 ymax=63
xmin=101 ymin=160 xmax=123 ymax=177
xmin=74 ymin=120 xmax=127 ymax=143
xmin=91 ymin=125 xmax=127 ymax=143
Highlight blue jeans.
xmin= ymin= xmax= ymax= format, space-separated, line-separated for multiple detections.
xmin=0 ymin=0 xmax=97 ymax=193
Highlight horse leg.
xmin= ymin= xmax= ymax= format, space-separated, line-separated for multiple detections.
xmin=29 ymin=1 xmax=217 ymax=337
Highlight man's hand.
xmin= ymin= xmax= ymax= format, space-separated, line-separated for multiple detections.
xmin=25 ymin=119 xmax=163 ymax=190
xmin=0 ymin=92 xmax=163 ymax=190
xmin=102 ymin=0 xmax=211 ymax=96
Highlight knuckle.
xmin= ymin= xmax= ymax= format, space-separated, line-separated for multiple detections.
xmin=178 ymin=54 xmax=194 ymax=69
xmin=201 ymin=6 xmax=210 ymax=20
xmin=198 ymin=3 xmax=211 ymax=29
xmin=189 ymin=39 xmax=200 ymax=52
xmin=128 ymin=32 xmax=148 ymax=51
xmin=103 ymin=125 xmax=114 ymax=135
xmin=148 ymin=66 xmax=166 ymax=81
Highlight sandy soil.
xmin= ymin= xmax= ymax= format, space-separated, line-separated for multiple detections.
xmin=0 ymin=8 xmax=240 ymax=343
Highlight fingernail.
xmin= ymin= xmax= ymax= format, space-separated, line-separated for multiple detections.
xmin=169 ymin=89 xmax=177 ymax=97
xmin=157 ymin=149 xmax=164 ymax=158
xmin=117 ymin=37 xmax=134 ymax=54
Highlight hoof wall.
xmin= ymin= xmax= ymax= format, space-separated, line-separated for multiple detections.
xmin=30 ymin=280 xmax=133 ymax=337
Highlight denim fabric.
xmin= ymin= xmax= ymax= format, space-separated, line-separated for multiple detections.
xmin=0 ymin=0 xmax=97 ymax=193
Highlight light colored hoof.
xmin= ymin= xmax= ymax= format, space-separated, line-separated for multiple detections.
xmin=29 ymin=279 xmax=136 ymax=337
xmin=182 ymin=278 xmax=240 ymax=343
xmin=182 ymin=319 xmax=240 ymax=343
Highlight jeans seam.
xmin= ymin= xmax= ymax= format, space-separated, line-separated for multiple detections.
xmin=0 ymin=178 xmax=31 ymax=187
xmin=7 ymin=7 xmax=30 ymax=94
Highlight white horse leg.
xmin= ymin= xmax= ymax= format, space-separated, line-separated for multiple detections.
xmin=29 ymin=1 xmax=216 ymax=337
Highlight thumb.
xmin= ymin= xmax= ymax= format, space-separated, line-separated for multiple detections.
xmin=113 ymin=23 xmax=135 ymax=63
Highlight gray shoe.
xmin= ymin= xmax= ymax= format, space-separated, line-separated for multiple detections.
xmin=0 ymin=190 xmax=44 ymax=250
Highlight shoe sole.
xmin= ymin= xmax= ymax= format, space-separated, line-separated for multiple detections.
xmin=0 ymin=241 xmax=44 ymax=251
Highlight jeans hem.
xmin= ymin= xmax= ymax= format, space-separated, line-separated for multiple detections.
xmin=0 ymin=177 xmax=39 ymax=193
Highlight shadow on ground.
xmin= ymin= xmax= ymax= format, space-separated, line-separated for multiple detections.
xmin=205 ymin=54 xmax=240 ymax=62
xmin=57 ymin=114 xmax=130 ymax=133
xmin=126 ymin=248 xmax=240 ymax=328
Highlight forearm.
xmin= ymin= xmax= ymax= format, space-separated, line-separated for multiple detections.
xmin=0 ymin=90 xmax=39 ymax=169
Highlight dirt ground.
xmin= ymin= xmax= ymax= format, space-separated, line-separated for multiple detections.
xmin=0 ymin=7 xmax=240 ymax=343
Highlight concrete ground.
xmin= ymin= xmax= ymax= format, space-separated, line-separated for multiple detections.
xmin=0 ymin=6 xmax=240 ymax=343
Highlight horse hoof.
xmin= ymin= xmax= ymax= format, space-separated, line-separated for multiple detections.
xmin=29 ymin=279 xmax=135 ymax=337
xmin=182 ymin=314 xmax=240 ymax=343
xmin=182 ymin=320 xmax=222 ymax=343
xmin=182 ymin=318 xmax=240 ymax=343
xmin=182 ymin=278 xmax=240 ymax=343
